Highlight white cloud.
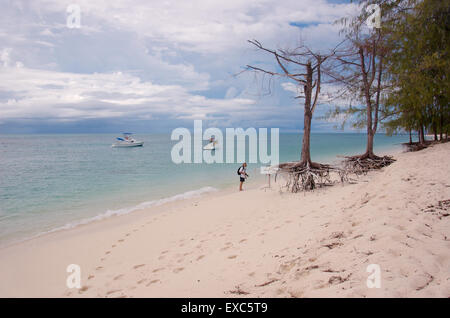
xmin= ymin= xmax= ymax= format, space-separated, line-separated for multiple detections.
xmin=0 ymin=64 xmax=255 ymax=122
xmin=281 ymin=82 xmax=299 ymax=94
xmin=0 ymin=0 xmax=360 ymax=131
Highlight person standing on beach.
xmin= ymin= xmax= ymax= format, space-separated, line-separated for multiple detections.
xmin=238 ymin=162 xmax=249 ymax=191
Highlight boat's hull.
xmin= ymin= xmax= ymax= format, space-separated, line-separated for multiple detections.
xmin=112 ymin=141 xmax=144 ymax=148
xmin=203 ymin=142 xmax=217 ymax=150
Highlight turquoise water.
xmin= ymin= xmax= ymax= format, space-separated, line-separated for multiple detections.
xmin=0 ymin=133 xmax=408 ymax=245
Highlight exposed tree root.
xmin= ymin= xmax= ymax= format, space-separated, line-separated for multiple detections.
xmin=343 ymin=153 xmax=395 ymax=175
xmin=276 ymin=160 xmax=345 ymax=192
xmin=403 ymin=139 xmax=449 ymax=152
xmin=403 ymin=142 xmax=428 ymax=152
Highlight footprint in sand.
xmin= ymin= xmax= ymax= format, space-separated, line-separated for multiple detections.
xmin=88 ymin=274 xmax=95 ymax=280
xmin=228 ymin=255 xmax=237 ymax=259
xmin=78 ymin=286 xmax=89 ymax=293
xmin=96 ymin=266 xmax=103 ymax=271
xmin=152 ymin=268 xmax=164 ymax=273
xmin=196 ymin=255 xmax=205 ymax=261
xmin=106 ymin=289 xmax=122 ymax=296
xmin=146 ymin=279 xmax=160 ymax=286
xmin=113 ymin=274 xmax=123 ymax=280
xmin=105 ymin=251 xmax=111 ymax=255
xmin=111 ymin=244 xmax=116 ymax=248
xmin=137 ymin=278 xmax=147 ymax=285
xmin=133 ymin=264 xmax=145 ymax=269
xmin=118 ymin=239 xmax=124 ymax=243
xmin=239 ymin=239 xmax=247 ymax=243
xmin=173 ymin=267 xmax=184 ymax=273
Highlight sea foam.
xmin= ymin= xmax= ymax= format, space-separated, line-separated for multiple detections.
xmin=19 ymin=186 xmax=218 ymax=243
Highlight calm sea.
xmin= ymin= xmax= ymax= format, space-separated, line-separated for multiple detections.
xmin=0 ymin=133 xmax=408 ymax=245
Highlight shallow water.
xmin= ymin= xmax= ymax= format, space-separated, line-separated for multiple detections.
xmin=0 ymin=133 xmax=408 ymax=245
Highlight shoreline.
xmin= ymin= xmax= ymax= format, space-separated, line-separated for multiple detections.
xmin=0 ymin=176 xmax=265 ymax=250
xmin=0 ymin=141 xmax=406 ymax=249
xmin=2 ymin=142 xmax=448 ymax=297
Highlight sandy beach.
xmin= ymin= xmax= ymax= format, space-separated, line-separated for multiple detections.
xmin=0 ymin=142 xmax=449 ymax=298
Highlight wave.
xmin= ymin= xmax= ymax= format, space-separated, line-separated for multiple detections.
xmin=4 ymin=186 xmax=218 ymax=246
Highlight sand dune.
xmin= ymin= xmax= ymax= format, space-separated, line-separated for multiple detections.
xmin=0 ymin=143 xmax=449 ymax=298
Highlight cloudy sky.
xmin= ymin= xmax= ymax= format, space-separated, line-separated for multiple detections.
xmin=0 ymin=0 xmax=359 ymax=133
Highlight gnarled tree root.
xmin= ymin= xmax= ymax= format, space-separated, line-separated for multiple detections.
xmin=343 ymin=154 xmax=395 ymax=175
xmin=403 ymin=142 xmax=428 ymax=152
xmin=276 ymin=161 xmax=344 ymax=192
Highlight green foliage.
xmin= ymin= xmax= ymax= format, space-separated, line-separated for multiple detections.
xmin=383 ymin=0 xmax=450 ymax=138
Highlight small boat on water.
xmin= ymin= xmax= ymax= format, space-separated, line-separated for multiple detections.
xmin=112 ymin=133 xmax=144 ymax=148
xmin=203 ymin=137 xmax=218 ymax=150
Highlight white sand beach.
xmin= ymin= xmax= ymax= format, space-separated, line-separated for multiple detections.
xmin=0 ymin=143 xmax=449 ymax=298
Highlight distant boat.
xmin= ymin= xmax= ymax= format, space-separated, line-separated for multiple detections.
xmin=203 ymin=137 xmax=218 ymax=150
xmin=112 ymin=133 xmax=144 ymax=148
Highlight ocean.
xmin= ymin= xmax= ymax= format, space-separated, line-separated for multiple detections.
xmin=0 ymin=133 xmax=408 ymax=245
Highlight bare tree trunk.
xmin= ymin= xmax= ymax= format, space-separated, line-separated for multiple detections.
xmin=359 ymin=47 xmax=375 ymax=159
xmin=301 ymin=108 xmax=312 ymax=164
xmin=419 ymin=125 xmax=425 ymax=145
xmin=433 ymin=121 xmax=438 ymax=141
xmin=365 ymin=130 xmax=375 ymax=157
xmin=300 ymin=63 xmax=313 ymax=164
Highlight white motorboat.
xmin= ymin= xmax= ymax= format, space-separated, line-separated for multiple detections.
xmin=203 ymin=137 xmax=218 ymax=150
xmin=112 ymin=133 xmax=144 ymax=148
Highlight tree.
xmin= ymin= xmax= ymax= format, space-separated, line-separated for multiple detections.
xmin=383 ymin=0 xmax=450 ymax=146
xmin=245 ymin=40 xmax=338 ymax=190
xmin=323 ymin=1 xmax=396 ymax=171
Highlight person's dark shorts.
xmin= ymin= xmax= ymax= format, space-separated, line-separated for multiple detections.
xmin=240 ymin=177 xmax=245 ymax=182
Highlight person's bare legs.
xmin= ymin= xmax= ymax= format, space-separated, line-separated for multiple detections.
xmin=239 ymin=181 xmax=243 ymax=191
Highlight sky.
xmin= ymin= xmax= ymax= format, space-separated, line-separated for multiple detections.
xmin=0 ymin=0 xmax=360 ymax=134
